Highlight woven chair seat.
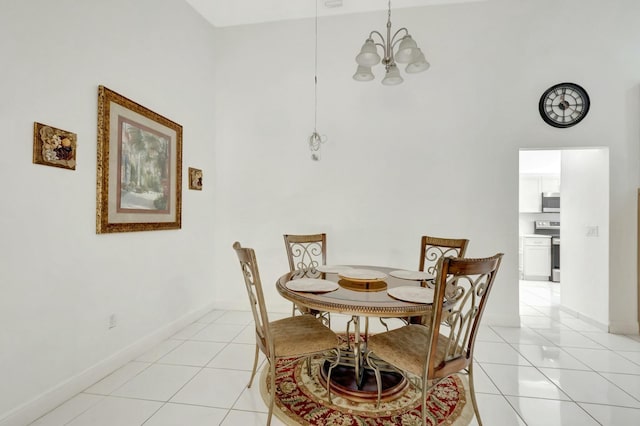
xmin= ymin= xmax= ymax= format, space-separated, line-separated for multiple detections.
xmin=271 ymin=315 xmax=339 ymax=357
xmin=368 ymin=324 xmax=450 ymax=377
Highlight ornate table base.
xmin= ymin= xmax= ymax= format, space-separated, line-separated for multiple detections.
xmin=318 ymin=358 xmax=409 ymax=402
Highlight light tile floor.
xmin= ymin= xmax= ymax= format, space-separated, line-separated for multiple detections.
xmin=29 ymin=280 xmax=640 ymax=425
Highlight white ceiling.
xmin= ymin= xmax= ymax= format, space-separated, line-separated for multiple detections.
xmin=184 ymin=0 xmax=485 ymax=28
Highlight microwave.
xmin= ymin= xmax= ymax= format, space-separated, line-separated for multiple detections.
xmin=541 ymin=192 xmax=560 ymax=212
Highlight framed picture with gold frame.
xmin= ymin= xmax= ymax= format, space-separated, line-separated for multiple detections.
xmin=96 ymin=85 xmax=182 ymax=234
xmin=33 ymin=122 xmax=77 ymax=170
xmin=188 ymin=167 xmax=203 ymax=190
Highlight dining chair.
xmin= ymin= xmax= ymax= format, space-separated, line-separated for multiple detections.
xmin=233 ymin=242 xmax=340 ymax=426
xmin=419 ymin=235 xmax=470 ymax=276
xmin=283 ymin=233 xmax=331 ymax=325
xmin=375 ymin=235 xmax=470 ymax=331
xmin=366 ymin=253 xmax=503 ymax=426
xmin=407 ymin=235 xmax=470 ymax=326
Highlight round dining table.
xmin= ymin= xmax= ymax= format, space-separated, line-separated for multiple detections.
xmin=275 ymin=265 xmax=434 ymax=318
xmin=275 ymin=265 xmax=435 ymax=402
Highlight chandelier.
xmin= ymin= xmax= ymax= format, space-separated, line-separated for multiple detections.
xmin=353 ymin=0 xmax=430 ymax=85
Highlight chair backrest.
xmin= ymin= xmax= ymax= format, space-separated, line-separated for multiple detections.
xmin=283 ymin=233 xmax=326 ymax=279
xmin=419 ymin=236 xmax=470 ymax=276
xmin=426 ymin=253 xmax=503 ymax=381
xmin=232 ymin=242 xmax=273 ymax=358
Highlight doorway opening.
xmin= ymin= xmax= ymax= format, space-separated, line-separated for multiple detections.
xmin=518 ymin=148 xmax=610 ymax=328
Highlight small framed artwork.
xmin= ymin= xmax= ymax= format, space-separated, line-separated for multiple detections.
xmin=188 ymin=167 xmax=203 ymax=190
xmin=33 ymin=122 xmax=77 ymax=170
xmin=96 ymin=85 xmax=183 ymax=234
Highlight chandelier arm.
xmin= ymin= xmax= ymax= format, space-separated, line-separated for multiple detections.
xmin=390 ymin=27 xmax=410 ymax=48
xmin=368 ymin=30 xmax=385 ymax=44
xmin=368 ymin=30 xmax=389 ymax=58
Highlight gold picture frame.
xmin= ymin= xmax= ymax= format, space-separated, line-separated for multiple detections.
xmin=33 ymin=122 xmax=77 ymax=170
xmin=188 ymin=167 xmax=203 ymax=190
xmin=96 ymin=86 xmax=182 ymax=234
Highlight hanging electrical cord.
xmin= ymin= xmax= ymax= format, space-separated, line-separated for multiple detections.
xmin=309 ymin=0 xmax=327 ymax=161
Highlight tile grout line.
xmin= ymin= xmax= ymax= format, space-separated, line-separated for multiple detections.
xmin=512 ymin=297 xmax=639 ymax=422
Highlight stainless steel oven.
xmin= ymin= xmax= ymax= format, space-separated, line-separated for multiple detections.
xmin=541 ymin=192 xmax=560 ymax=212
xmin=534 ymin=221 xmax=560 ymax=282
xmin=551 ymin=237 xmax=560 ymax=282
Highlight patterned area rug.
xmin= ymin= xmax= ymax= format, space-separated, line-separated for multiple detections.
xmin=260 ymin=356 xmax=473 ymax=425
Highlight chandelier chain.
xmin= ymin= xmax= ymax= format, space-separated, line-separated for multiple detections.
xmin=308 ymin=0 xmax=327 ymax=160
xmin=314 ymin=0 xmax=319 ymax=133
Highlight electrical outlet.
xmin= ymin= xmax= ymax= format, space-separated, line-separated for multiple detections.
xmin=109 ymin=314 xmax=117 ymax=329
xmin=585 ymin=226 xmax=599 ymax=237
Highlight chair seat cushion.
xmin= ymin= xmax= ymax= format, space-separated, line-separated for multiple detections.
xmin=270 ymin=315 xmax=339 ymax=357
xmin=367 ymin=324 xmax=448 ymax=377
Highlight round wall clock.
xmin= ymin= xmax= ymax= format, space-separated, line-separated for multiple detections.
xmin=538 ymin=82 xmax=590 ymax=128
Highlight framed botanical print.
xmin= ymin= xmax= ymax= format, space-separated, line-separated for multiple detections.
xmin=96 ymin=86 xmax=182 ymax=233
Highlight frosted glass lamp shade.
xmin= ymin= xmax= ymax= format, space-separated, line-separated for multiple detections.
xmin=353 ymin=65 xmax=375 ymax=81
xmin=381 ymin=64 xmax=403 ymax=85
xmin=356 ymin=39 xmax=381 ymax=66
xmin=405 ymin=49 xmax=430 ymax=73
xmin=395 ymin=35 xmax=419 ymax=63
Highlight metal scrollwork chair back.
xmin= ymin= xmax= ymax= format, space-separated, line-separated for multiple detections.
xmin=419 ymin=235 xmax=470 ymax=276
xmin=367 ymin=253 xmax=503 ymax=426
xmin=407 ymin=235 xmax=469 ymax=326
xmin=283 ymin=233 xmax=331 ymax=325
xmin=284 ymin=233 xmax=326 ymax=279
xmin=233 ymin=242 xmax=340 ymax=426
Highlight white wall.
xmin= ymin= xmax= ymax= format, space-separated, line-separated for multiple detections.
xmin=0 ymin=0 xmax=218 ymax=423
xmin=212 ymin=9 xmax=519 ymax=321
xmin=561 ymin=149 xmax=610 ymax=326
xmin=212 ymin=0 xmax=640 ymax=337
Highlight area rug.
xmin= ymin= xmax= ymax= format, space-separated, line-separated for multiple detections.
xmin=260 ymin=355 xmax=474 ymax=425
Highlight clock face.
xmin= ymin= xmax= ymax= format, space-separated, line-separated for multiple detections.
xmin=539 ymin=82 xmax=590 ymax=128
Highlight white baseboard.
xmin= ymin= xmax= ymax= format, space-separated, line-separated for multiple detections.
xmin=559 ymin=305 xmax=609 ymax=332
xmin=481 ymin=312 xmax=521 ymax=327
xmin=0 ymin=303 xmax=215 ymax=426
xmin=609 ymin=320 xmax=640 ymax=335
xmin=214 ymin=298 xmax=290 ymax=314
xmin=214 ymin=298 xmax=248 ymax=311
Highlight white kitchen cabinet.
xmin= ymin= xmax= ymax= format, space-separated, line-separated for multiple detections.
xmin=519 ymin=176 xmax=541 ymax=212
xmin=522 ymin=235 xmax=551 ymax=280
xmin=541 ymin=176 xmax=561 ymax=193
xmin=519 ymin=174 xmax=560 ymax=212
